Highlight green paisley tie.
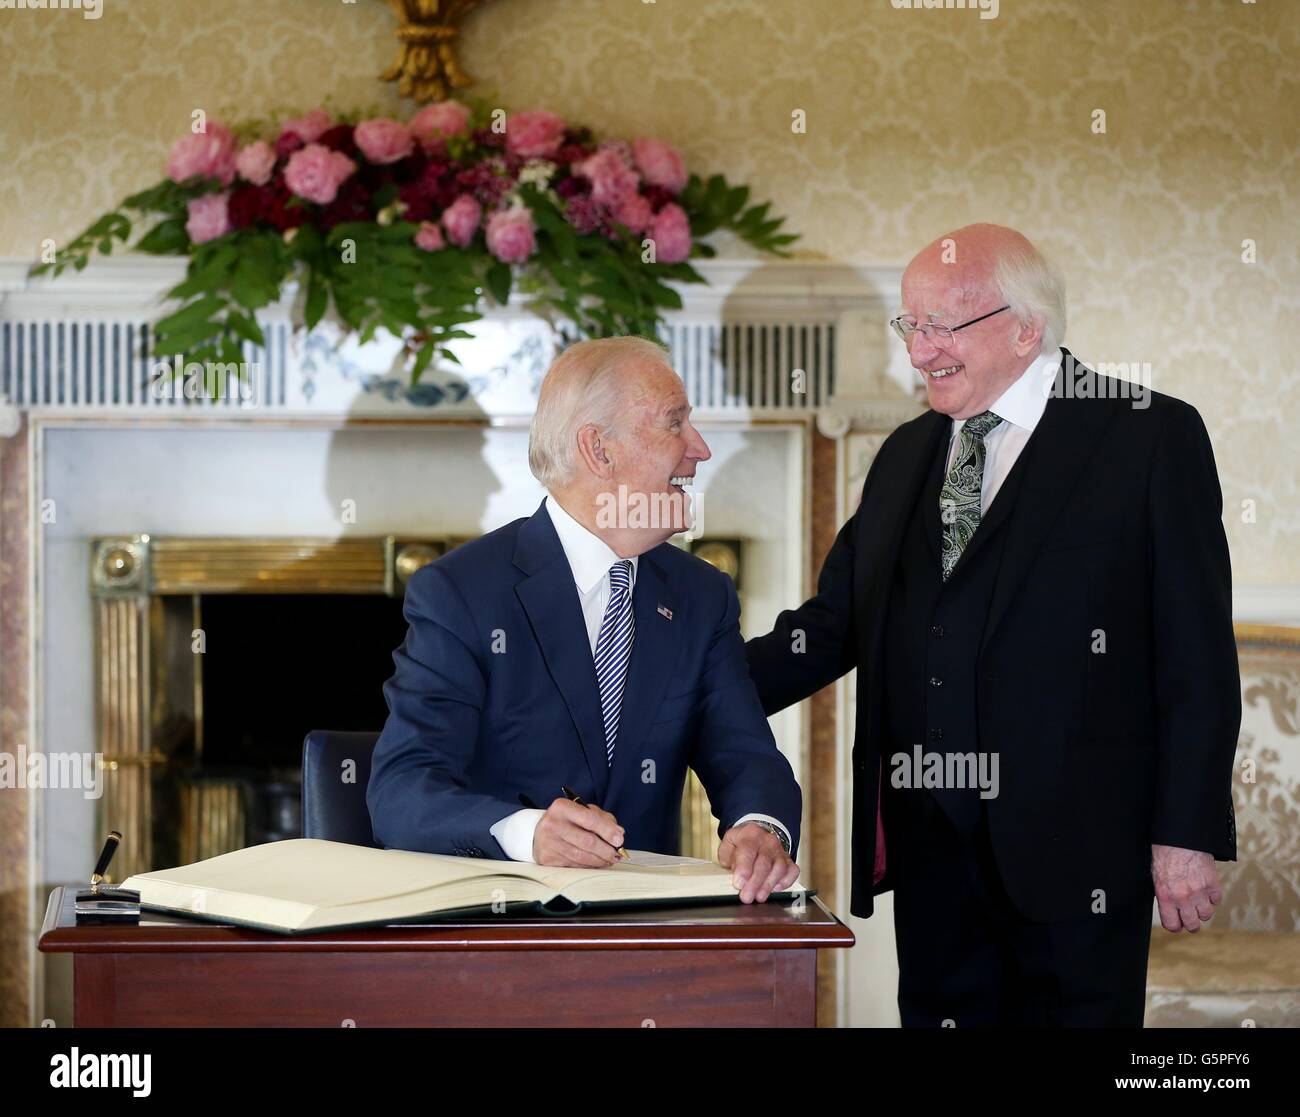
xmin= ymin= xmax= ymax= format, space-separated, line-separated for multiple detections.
xmin=939 ymin=409 xmax=1003 ymax=581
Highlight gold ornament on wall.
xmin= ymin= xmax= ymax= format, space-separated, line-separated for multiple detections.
xmin=380 ymin=0 xmax=493 ymax=104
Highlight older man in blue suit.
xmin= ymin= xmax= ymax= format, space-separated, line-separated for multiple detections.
xmin=367 ymin=336 xmax=801 ymax=903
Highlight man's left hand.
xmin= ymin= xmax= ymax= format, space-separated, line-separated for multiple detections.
xmin=718 ymin=823 xmax=799 ymax=904
xmin=1152 ymin=844 xmax=1222 ymax=933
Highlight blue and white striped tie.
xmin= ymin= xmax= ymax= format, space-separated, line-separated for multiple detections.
xmin=593 ymin=560 xmax=635 ymax=766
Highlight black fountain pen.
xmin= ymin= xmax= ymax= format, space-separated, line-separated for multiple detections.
xmin=74 ymin=832 xmax=140 ymax=915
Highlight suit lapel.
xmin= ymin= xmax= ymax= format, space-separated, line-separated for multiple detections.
xmin=923 ymin=430 xmax=947 ymax=566
xmin=980 ymin=360 xmax=1119 ymax=654
xmin=862 ymin=412 xmax=950 ymax=664
xmin=606 ymin=549 xmax=680 ymax=797
xmin=513 ymin=502 xmax=611 ymax=801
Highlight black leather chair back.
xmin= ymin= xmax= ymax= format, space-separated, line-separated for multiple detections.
xmin=301 ymin=730 xmax=381 ymax=847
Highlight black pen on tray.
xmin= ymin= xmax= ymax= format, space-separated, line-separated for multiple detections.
xmin=91 ymin=830 xmax=122 ymax=892
xmin=561 ymin=785 xmax=630 ymax=861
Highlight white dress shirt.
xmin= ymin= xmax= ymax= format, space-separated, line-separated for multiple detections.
xmin=944 ymin=347 xmax=1061 ymax=512
xmin=488 ymin=494 xmax=790 ymax=861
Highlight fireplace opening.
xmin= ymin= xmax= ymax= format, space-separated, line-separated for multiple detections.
xmin=187 ymin=591 xmax=409 ymax=849
xmin=197 ymin=593 xmax=407 ymax=768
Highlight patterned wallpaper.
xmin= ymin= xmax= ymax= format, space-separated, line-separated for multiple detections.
xmin=1 ymin=0 xmax=1295 ymax=581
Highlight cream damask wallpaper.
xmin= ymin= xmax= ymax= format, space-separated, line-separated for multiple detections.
xmin=1 ymin=0 xmax=1295 ymax=581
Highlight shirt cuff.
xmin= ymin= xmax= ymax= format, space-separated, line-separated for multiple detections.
xmin=488 ymin=808 xmax=545 ymax=862
xmin=731 ymin=812 xmax=792 ymax=853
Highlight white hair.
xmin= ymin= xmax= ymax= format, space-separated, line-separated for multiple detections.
xmin=991 ymin=240 xmax=1067 ymax=354
xmin=528 ymin=335 xmax=673 ymax=489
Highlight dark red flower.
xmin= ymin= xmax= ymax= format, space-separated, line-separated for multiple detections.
xmin=388 ymin=151 xmax=427 ymax=184
xmin=455 ymin=162 xmax=509 ymax=207
xmin=555 ymin=174 xmax=589 ymax=199
xmin=643 ymin=185 xmax=676 ymax=212
xmin=555 ymin=143 xmax=593 ymax=165
xmin=227 ymin=184 xmax=263 ymax=229
xmin=398 ymin=182 xmax=433 ymax=223
xmin=317 ymin=124 xmax=358 ymax=157
xmin=319 ymin=179 xmax=370 ymax=230
xmin=433 ymin=180 xmax=461 ymax=209
xmin=274 ymin=132 xmax=304 ymax=159
xmin=471 ymin=127 xmax=506 ymax=149
xmin=262 ymin=183 xmax=307 ymax=232
xmin=564 ymin=196 xmax=600 ymax=235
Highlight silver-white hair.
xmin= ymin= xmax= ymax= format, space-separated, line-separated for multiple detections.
xmin=528 ymin=335 xmax=673 ymax=489
xmin=991 ymin=240 xmax=1067 ymax=355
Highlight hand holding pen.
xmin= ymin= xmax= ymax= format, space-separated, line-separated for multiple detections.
xmin=522 ymin=787 xmax=630 ymax=867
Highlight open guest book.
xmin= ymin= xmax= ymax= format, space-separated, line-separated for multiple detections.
xmin=121 ymin=838 xmax=808 ymax=934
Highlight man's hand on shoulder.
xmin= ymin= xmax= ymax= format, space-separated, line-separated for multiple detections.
xmin=718 ymin=822 xmax=799 ymax=904
xmin=1152 ymin=844 xmax=1222 ymax=933
xmin=533 ymin=798 xmax=625 ymax=868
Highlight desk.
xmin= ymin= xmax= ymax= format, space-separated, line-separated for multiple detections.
xmin=40 ymin=886 xmax=854 ymax=1027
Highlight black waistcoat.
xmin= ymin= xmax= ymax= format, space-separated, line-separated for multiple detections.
xmin=883 ymin=423 xmax=1033 ymax=833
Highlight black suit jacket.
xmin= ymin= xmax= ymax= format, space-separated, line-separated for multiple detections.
xmin=746 ymin=351 xmax=1240 ymax=921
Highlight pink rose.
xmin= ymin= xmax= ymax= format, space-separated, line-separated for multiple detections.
xmin=185 ymin=192 xmax=232 ymax=244
xmin=633 ymin=138 xmax=687 ymax=194
xmin=610 ymin=192 xmax=653 ymax=235
xmin=648 ymin=202 xmax=692 ymax=263
xmin=440 ymin=194 xmax=482 ymax=247
xmin=574 ymin=148 xmax=640 ymax=208
xmin=166 ymin=123 xmax=237 ymax=186
xmin=355 ymin=118 xmax=413 ymax=165
xmin=597 ymin=139 xmax=634 ymax=163
xmin=284 ymin=143 xmax=357 ymax=205
xmin=280 ymin=108 xmax=332 ymax=144
xmin=410 ymin=101 xmax=471 ymax=152
xmin=235 ymin=141 xmax=276 ymax=186
xmin=414 ymin=221 xmax=445 ymax=252
xmin=505 ymin=110 xmax=566 ymax=159
xmin=485 ymin=206 xmax=537 ymax=265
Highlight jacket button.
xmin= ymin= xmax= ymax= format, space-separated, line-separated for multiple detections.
xmin=931 ymin=625 xmax=944 ymax=637
xmin=930 ymin=728 xmax=944 ymax=741
xmin=929 ymin=676 xmax=943 ymax=687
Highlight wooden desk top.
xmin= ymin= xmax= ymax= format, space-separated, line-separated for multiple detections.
xmin=39 ymin=886 xmax=856 ymax=953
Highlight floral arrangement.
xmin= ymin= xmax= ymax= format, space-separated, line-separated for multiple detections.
xmin=32 ymin=101 xmax=796 ymax=384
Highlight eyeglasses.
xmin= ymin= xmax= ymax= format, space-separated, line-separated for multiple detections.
xmin=889 ymin=305 xmax=1011 ymax=346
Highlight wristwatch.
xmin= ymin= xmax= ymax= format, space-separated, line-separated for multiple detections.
xmin=745 ymin=819 xmax=791 ymax=854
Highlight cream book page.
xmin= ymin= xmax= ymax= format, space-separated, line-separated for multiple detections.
xmin=123 ymin=839 xmax=559 ymax=931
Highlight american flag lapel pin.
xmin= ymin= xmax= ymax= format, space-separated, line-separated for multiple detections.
xmin=657 ymin=604 xmax=673 ymax=620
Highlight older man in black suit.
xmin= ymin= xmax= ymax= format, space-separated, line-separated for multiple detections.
xmin=746 ymin=223 xmax=1240 ymax=1027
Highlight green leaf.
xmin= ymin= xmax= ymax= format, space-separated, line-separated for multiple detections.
xmin=411 ymin=341 xmax=436 ymax=384
xmin=226 ymin=310 xmax=265 ymax=347
xmin=644 ymin=280 xmax=682 ymax=310
xmin=485 ymin=260 xmax=512 ymax=306
xmin=156 ymin=294 xmax=227 ymax=331
xmin=705 ymin=174 xmax=727 ymax=210
xmin=724 ymin=184 xmax=750 ymax=217
xmin=151 ymin=320 xmax=223 ymax=354
xmin=304 ymin=270 xmax=328 ymax=330
xmin=136 ymin=218 xmax=189 ymax=255
xmin=122 ymin=180 xmax=189 ymax=214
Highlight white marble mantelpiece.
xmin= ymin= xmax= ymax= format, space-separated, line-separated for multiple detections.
xmin=0 ymin=257 xmax=920 ymax=426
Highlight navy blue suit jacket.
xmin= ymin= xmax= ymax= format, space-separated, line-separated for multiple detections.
xmin=367 ymin=500 xmax=801 ymax=860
